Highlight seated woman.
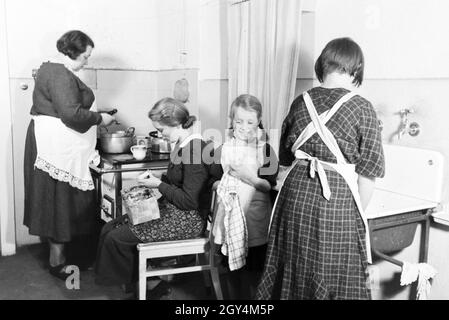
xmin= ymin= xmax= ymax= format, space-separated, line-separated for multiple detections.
xmin=94 ymin=97 xmax=218 ymax=298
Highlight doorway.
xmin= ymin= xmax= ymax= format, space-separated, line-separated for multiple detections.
xmin=0 ymin=0 xmax=16 ymax=256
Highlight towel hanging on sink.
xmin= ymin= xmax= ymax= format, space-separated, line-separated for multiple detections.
xmin=400 ymin=262 xmax=437 ymax=300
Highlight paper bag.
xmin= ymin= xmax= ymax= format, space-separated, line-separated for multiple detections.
xmin=122 ymin=185 xmax=161 ymax=225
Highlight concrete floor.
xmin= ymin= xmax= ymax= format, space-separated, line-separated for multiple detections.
xmin=0 ymin=243 xmax=225 ymax=300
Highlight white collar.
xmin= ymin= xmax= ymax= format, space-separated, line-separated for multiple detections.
xmin=47 ymin=53 xmax=76 ymax=74
xmin=178 ymin=133 xmax=203 ymax=148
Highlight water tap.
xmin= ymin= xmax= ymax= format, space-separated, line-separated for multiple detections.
xmin=398 ymin=108 xmax=414 ymax=140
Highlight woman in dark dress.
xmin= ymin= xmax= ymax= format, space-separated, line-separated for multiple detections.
xmin=256 ymin=38 xmax=385 ymax=300
xmin=94 ymin=97 xmax=219 ymax=298
xmin=24 ymin=30 xmax=116 ymax=280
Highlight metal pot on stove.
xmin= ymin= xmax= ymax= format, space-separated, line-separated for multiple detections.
xmin=149 ymin=131 xmax=172 ymax=153
xmin=99 ymin=127 xmax=136 ymax=154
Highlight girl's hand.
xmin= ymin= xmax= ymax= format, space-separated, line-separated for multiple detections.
xmin=138 ymin=169 xmax=165 ymax=179
xmin=137 ymin=170 xmax=161 ymax=188
xmin=230 ymin=163 xmax=271 ymax=193
xmin=229 ymin=162 xmax=254 ymax=182
xmin=150 ymin=169 xmax=165 ymax=179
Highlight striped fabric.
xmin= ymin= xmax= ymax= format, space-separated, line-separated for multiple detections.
xmin=215 ymin=173 xmax=248 ymax=271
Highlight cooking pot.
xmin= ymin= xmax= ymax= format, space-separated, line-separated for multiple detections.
xmin=99 ymin=127 xmax=135 ymax=154
xmin=149 ymin=131 xmax=172 ymax=153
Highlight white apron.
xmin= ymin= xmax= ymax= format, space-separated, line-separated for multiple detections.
xmin=213 ymin=138 xmax=271 ymax=249
xmin=33 ymin=100 xmax=100 ymax=191
xmin=271 ymin=90 xmax=373 ymax=263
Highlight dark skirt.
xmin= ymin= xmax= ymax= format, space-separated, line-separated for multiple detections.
xmin=23 ymin=120 xmax=99 ymax=243
xmin=95 ymin=201 xmax=205 ymax=286
xmin=255 ymin=163 xmax=370 ymax=300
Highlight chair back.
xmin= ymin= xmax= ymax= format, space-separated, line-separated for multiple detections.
xmin=137 ymin=181 xmax=223 ymax=300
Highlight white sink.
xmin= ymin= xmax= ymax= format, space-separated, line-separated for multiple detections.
xmin=366 ymin=144 xmax=444 ymax=219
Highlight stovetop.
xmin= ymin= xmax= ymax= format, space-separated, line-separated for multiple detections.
xmin=99 ymin=150 xmax=170 ymax=166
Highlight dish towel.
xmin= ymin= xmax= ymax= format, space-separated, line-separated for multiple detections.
xmin=400 ymin=262 xmax=437 ymax=300
xmin=214 ymin=172 xmax=248 ymax=271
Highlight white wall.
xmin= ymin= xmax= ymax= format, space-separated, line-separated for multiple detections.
xmin=197 ymin=0 xmax=229 ymax=141
xmin=156 ymin=0 xmax=200 ymax=70
xmin=5 ymin=0 xmax=161 ymax=76
xmin=315 ymin=0 xmax=449 ymax=79
xmin=314 ymin=0 xmax=449 ymax=300
xmin=5 ymin=0 xmax=201 ymax=74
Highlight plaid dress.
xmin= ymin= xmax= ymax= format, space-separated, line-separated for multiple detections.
xmin=256 ymin=87 xmax=385 ymax=300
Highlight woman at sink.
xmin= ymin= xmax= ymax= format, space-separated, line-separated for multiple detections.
xmin=23 ymin=30 xmax=116 ymax=281
xmin=94 ymin=97 xmax=219 ymax=299
xmin=256 ymin=38 xmax=385 ymax=300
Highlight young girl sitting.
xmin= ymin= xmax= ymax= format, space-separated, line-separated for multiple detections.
xmin=212 ymin=94 xmax=279 ymax=299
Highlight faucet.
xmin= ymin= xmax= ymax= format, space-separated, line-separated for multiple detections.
xmin=398 ymin=108 xmax=414 ymax=140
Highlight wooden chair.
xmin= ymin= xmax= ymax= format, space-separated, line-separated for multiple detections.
xmin=137 ymin=188 xmax=223 ymax=300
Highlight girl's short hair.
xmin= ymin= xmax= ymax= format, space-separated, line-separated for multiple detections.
xmin=229 ymin=94 xmax=264 ymax=129
xmin=56 ymin=30 xmax=95 ymax=60
xmin=148 ymin=97 xmax=196 ymax=129
xmin=314 ymin=37 xmax=364 ymax=87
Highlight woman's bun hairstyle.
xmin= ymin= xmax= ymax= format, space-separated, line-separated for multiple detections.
xmin=56 ymin=30 xmax=94 ymax=60
xmin=149 ymin=97 xmax=196 ymax=129
xmin=182 ymin=115 xmax=197 ymax=129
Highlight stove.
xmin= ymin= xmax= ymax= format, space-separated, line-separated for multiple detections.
xmin=90 ymin=150 xmax=170 ymax=222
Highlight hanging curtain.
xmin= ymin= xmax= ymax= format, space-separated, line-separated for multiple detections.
xmin=228 ymin=0 xmax=304 ymax=152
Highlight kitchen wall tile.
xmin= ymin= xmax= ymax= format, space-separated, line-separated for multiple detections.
xmin=295 ymin=79 xmax=315 ymax=97
xmin=198 ymin=79 xmax=228 ymax=143
xmin=156 ymin=89 xmax=175 ymax=99
xmin=93 ymin=68 xmax=199 ymax=136
xmin=97 ymin=70 xmax=158 ymax=91
xmin=157 ymin=69 xmax=196 ymax=90
xmin=157 ymin=0 xmax=182 ymax=16
xmin=94 ymin=88 xmax=158 ymax=136
xmin=78 ymin=69 xmax=97 ymax=89
xmin=157 ymin=69 xmax=199 ymax=116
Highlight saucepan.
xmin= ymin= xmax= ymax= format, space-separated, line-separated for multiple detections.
xmin=99 ymin=126 xmax=136 ymax=154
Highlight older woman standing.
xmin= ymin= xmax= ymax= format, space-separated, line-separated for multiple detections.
xmin=24 ymin=30 xmax=115 ymax=280
xmin=256 ymin=38 xmax=385 ymax=300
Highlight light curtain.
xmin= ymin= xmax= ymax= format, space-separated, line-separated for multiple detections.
xmin=228 ymin=0 xmax=304 ymax=153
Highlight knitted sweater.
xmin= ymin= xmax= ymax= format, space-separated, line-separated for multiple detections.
xmin=158 ymin=139 xmax=219 ymax=219
xmin=30 ymin=62 xmax=102 ymax=133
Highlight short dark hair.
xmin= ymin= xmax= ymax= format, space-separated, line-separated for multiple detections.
xmin=314 ymin=37 xmax=364 ymax=87
xmin=56 ymin=30 xmax=95 ymax=60
xmin=149 ymin=97 xmax=196 ymax=129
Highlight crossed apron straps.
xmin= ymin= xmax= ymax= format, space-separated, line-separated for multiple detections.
xmin=270 ymin=90 xmax=373 ymax=263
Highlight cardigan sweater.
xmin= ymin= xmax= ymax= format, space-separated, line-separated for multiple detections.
xmin=158 ymin=138 xmax=219 ymax=219
xmin=30 ymin=62 xmax=102 ymax=133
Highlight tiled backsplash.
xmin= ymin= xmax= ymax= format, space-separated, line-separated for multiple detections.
xmin=78 ymin=68 xmax=198 ymax=136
